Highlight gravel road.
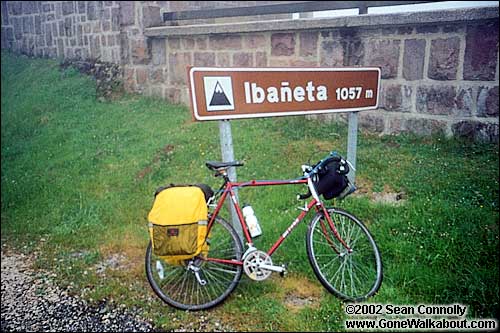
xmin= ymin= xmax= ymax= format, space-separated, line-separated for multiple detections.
xmin=1 ymin=247 xmax=154 ymax=332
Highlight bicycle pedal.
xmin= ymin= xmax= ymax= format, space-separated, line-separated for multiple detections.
xmin=279 ymin=264 xmax=288 ymax=277
xmin=296 ymin=204 xmax=309 ymax=212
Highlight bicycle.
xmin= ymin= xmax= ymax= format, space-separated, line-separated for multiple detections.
xmin=145 ymin=151 xmax=383 ymax=311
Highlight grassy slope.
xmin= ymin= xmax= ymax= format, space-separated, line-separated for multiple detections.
xmin=1 ymin=51 xmax=499 ymax=330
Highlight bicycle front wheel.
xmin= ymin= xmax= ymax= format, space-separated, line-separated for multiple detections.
xmin=145 ymin=217 xmax=243 ymax=310
xmin=306 ymin=208 xmax=382 ymax=301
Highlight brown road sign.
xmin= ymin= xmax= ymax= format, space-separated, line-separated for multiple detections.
xmin=188 ymin=67 xmax=380 ymax=121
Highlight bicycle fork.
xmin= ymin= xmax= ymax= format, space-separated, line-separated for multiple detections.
xmin=306 ymin=176 xmax=352 ymax=255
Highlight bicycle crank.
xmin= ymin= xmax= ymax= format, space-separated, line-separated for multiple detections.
xmin=243 ymin=250 xmax=287 ymax=281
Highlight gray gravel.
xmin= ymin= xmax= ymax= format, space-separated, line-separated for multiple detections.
xmin=1 ymin=248 xmax=154 ymax=332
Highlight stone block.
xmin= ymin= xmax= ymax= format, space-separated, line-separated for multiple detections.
xmin=78 ymin=2 xmax=86 ymax=14
xmin=364 ymin=40 xmax=400 ymax=79
xmin=102 ymin=21 xmax=111 ymax=32
xmin=58 ymin=20 xmax=64 ymax=36
xmin=342 ymin=38 xmax=364 ymax=66
xmin=3 ymin=27 xmax=14 ymax=41
xmin=271 ymin=33 xmax=295 ymax=56
xmin=381 ymin=27 xmax=397 ymax=35
xmin=195 ymin=37 xmax=207 ymax=50
xmin=182 ymin=38 xmax=195 ymax=50
xmin=194 ymin=52 xmax=216 ymax=66
xmin=42 ymin=3 xmax=52 ymax=13
xmin=289 ymin=59 xmax=318 ymax=67
xmin=216 ymin=52 xmax=231 ymax=66
xmin=464 ymin=22 xmax=499 ymax=81
xmin=136 ymin=67 xmax=148 ymax=85
xmin=358 ymin=112 xmax=385 ymax=133
xmin=167 ymin=37 xmax=180 ymax=50
xmin=90 ymin=35 xmax=101 ymax=58
xmin=168 ymin=52 xmax=192 ymax=84
xmin=1 ymin=30 xmax=10 ymax=49
xmin=477 ymin=86 xmax=499 ymax=117
xmin=57 ymin=38 xmax=64 ymax=57
xmin=166 ymin=87 xmax=181 ymax=104
xmin=150 ymin=85 xmax=163 ymax=99
xmin=1 ymin=2 xmax=9 ymax=25
xmin=131 ymin=39 xmax=150 ymax=65
xmin=233 ymin=52 xmax=253 ymax=67
xmin=383 ymin=84 xmax=402 ymax=111
xmin=10 ymin=2 xmax=22 ymax=15
xmin=442 ymin=24 xmax=464 ymax=33
xmin=62 ymin=1 xmax=74 ymax=15
xmin=119 ymin=1 xmax=135 ymax=26
xmin=87 ymin=2 xmax=97 ymax=20
xmin=299 ymin=31 xmax=318 ymax=57
xmin=150 ymin=68 xmax=165 ymax=84
xmin=243 ymin=34 xmax=267 ymax=49
xmin=428 ymin=37 xmax=460 ymax=80
xmin=120 ymin=32 xmax=129 ymax=63
xmin=55 ymin=2 xmax=62 ymax=17
xmin=386 ymin=117 xmax=405 ymax=134
xmin=123 ymin=67 xmax=135 ymax=91
xmin=398 ymin=26 xmax=413 ymax=34
xmin=406 ymin=118 xmax=447 ymax=136
xmin=64 ymin=17 xmax=72 ymax=37
xmin=403 ymin=39 xmax=425 ymax=81
xmin=320 ymin=40 xmax=343 ymax=67
xmin=103 ymin=8 xmax=111 ymax=20
xmin=416 ymin=86 xmax=455 ymax=115
xmin=13 ymin=18 xmax=22 ymax=39
xmin=255 ymin=51 xmax=267 ymax=67
xmin=142 ymin=5 xmax=162 ymax=28
xmin=22 ymin=16 xmax=31 ymax=34
xmin=111 ymin=8 xmax=120 ymax=31
xmin=416 ymin=25 xmax=439 ymax=33
xmin=22 ymin=2 xmax=35 ymax=14
xmin=209 ymin=34 xmax=242 ymax=50
xmin=452 ymin=121 xmax=499 ymax=143
xmin=455 ymin=87 xmax=474 ymax=117
xmin=151 ymin=38 xmax=166 ymax=65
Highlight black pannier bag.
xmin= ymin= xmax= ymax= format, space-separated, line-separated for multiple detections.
xmin=314 ymin=155 xmax=356 ymax=200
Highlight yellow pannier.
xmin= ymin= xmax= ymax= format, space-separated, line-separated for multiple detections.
xmin=148 ymin=186 xmax=208 ymax=264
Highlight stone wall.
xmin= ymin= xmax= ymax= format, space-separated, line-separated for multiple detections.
xmin=1 ymin=1 xmax=121 ymax=61
xmin=1 ymin=2 xmax=499 ymax=142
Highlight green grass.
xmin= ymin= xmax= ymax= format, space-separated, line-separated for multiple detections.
xmin=2 ymin=50 xmax=499 ymax=331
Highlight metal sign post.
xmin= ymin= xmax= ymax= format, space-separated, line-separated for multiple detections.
xmin=347 ymin=111 xmax=358 ymax=183
xmin=218 ymin=120 xmax=243 ymax=240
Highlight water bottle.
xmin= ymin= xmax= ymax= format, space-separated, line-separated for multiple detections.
xmin=156 ymin=260 xmax=165 ymax=280
xmin=242 ymin=204 xmax=262 ymax=238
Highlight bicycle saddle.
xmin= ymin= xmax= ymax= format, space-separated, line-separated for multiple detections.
xmin=205 ymin=161 xmax=244 ymax=170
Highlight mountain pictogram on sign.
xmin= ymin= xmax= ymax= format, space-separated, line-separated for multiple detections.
xmin=209 ymin=81 xmax=231 ymax=106
xmin=203 ymin=76 xmax=234 ymax=112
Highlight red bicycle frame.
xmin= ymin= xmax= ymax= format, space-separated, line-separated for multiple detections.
xmin=205 ymin=177 xmax=351 ymax=266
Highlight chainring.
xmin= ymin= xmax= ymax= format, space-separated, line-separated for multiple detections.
xmin=243 ymin=250 xmax=273 ymax=281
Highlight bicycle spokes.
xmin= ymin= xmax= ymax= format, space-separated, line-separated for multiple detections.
xmin=307 ymin=208 xmax=382 ymax=301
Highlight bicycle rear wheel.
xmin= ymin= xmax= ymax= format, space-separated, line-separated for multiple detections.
xmin=145 ymin=216 xmax=243 ymax=310
xmin=306 ymin=208 xmax=382 ymax=301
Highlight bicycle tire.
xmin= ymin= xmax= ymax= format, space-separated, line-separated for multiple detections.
xmin=306 ymin=207 xmax=383 ymax=301
xmin=145 ymin=216 xmax=243 ymax=310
